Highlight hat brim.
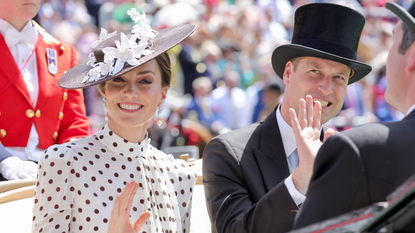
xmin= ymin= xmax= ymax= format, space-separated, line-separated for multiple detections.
xmin=59 ymin=24 xmax=196 ymax=89
xmin=386 ymin=2 xmax=415 ymax=33
xmin=271 ymin=44 xmax=372 ymax=85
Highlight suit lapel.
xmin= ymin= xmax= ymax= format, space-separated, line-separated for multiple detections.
xmin=0 ymin=34 xmax=32 ymax=104
xmin=36 ymin=35 xmax=56 ymax=108
xmin=254 ymin=105 xmax=290 ymax=192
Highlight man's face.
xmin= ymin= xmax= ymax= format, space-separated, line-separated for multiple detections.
xmin=385 ymin=21 xmax=407 ymax=111
xmin=283 ymin=56 xmax=351 ymax=124
xmin=0 ymin=0 xmax=40 ymax=28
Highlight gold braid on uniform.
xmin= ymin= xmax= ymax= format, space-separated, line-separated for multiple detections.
xmin=31 ymin=20 xmax=60 ymax=45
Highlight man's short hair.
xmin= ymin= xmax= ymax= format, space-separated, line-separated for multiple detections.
xmin=399 ymin=23 xmax=415 ymax=54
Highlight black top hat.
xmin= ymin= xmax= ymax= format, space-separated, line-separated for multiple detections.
xmin=271 ymin=3 xmax=372 ymax=85
xmin=58 ymin=10 xmax=196 ymax=89
xmin=386 ymin=1 xmax=415 ymax=33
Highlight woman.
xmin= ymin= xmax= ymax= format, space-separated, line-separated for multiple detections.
xmin=32 ymin=9 xmax=197 ymax=233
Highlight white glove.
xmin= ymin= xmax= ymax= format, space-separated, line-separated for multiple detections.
xmin=0 ymin=157 xmax=38 ymax=180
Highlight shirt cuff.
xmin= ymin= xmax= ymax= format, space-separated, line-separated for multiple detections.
xmin=284 ymin=174 xmax=306 ymax=208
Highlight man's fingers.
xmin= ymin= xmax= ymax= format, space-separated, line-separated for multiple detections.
xmin=306 ymin=95 xmax=314 ymax=128
xmin=289 ymin=108 xmax=302 ymax=138
xmin=312 ymin=100 xmax=322 ymax=130
xmin=133 ymin=211 xmax=152 ymax=232
xmin=323 ymin=128 xmax=335 ymax=142
xmin=298 ymin=98 xmax=307 ymax=129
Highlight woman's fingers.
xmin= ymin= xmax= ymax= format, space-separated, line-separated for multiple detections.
xmin=133 ymin=211 xmax=152 ymax=232
xmin=110 ymin=195 xmax=121 ymax=219
xmin=126 ymin=181 xmax=139 ymax=214
xmin=119 ymin=182 xmax=132 ymax=215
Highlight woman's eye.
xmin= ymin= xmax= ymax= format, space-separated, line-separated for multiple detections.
xmin=112 ymin=77 xmax=125 ymax=82
xmin=140 ymin=79 xmax=152 ymax=84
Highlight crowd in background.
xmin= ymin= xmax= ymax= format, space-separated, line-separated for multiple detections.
xmin=34 ymin=0 xmax=409 ymax=157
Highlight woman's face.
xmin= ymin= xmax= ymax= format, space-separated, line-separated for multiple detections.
xmin=102 ymin=59 xmax=168 ymax=130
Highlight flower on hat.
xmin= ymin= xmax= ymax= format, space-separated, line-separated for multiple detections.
xmin=90 ymin=28 xmax=118 ymax=49
xmin=84 ymin=66 xmax=101 ymax=83
xmin=82 ymin=8 xmax=157 ymax=84
xmin=127 ymin=8 xmax=141 ymax=22
xmin=101 ymin=33 xmax=154 ymax=75
xmin=87 ymin=52 xmax=97 ymax=67
xmin=99 ymin=56 xmax=115 ymax=76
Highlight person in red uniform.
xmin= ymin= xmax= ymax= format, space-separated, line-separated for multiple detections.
xmin=0 ymin=0 xmax=90 ymax=180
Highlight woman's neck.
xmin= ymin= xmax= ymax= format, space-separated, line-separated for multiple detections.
xmin=107 ymin=121 xmax=148 ymax=143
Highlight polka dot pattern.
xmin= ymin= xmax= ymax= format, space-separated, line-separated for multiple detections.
xmin=32 ymin=124 xmax=196 ymax=233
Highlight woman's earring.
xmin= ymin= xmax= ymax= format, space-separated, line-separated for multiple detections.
xmin=157 ymin=104 xmax=164 ymax=126
xmin=103 ymin=98 xmax=110 ymax=121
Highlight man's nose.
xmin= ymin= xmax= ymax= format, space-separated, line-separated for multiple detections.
xmin=317 ymin=76 xmax=333 ymax=95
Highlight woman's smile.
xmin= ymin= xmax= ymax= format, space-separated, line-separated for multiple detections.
xmin=118 ymin=103 xmax=143 ymax=111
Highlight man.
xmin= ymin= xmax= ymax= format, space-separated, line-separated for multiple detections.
xmin=202 ymin=3 xmax=372 ymax=233
xmin=292 ymin=1 xmax=415 ymax=229
xmin=0 ymin=0 xmax=90 ymax=180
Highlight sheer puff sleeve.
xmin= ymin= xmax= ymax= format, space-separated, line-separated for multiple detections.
xmin=32 ymin=144 xmax=76 ymax=233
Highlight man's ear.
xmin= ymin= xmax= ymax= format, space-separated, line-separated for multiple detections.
xmin=407 ymin=44 xmax=415 ymax=72
xmin=283 ymin=61 xmax=294 ymax=85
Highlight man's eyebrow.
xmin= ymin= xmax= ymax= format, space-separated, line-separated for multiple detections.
xmin=307 ymin=61 xmax=350 ymax=77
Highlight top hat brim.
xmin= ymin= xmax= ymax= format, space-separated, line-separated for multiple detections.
xmin=386 ymin=2 xmax=415 ymax=33
xmin=59 ymin=24 xmax=196 ymax=89
xmin=272 ymin=44 xmax=372 ymax=85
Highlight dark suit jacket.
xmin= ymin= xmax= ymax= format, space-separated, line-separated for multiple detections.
xmin=203 ymin=105 xmax=325 ymax=233
xmin=294 ymin=110 xmax=415 ymax=229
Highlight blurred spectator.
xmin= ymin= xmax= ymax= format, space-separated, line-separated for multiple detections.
xmin=211 ymin=70 xmax=250 ymax=131
xmin=179 ymin=31 xmax=214 ymax=96
xmin=186 ymin=76 xmax=220 ymax=131
xmin=246 ymin=54 xmax=283 ymax=123
xmin=257 ymin=82 xmax=282 ymax=121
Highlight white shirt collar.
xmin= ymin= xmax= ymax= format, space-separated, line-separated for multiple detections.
xmin=407 ymin=103 xmax=415 ymax=116
xmin=0 ymin=18 xmax=33 ymax=38
xmin=276 ymin=105 xmax=297 ymax=158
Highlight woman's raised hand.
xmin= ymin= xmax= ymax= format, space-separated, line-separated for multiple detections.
xmin=107 ymin=180 xmax=152 ymax=233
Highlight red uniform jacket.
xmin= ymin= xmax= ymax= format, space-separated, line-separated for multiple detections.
xmin=0 ymin=23 xmax=90 ymax=149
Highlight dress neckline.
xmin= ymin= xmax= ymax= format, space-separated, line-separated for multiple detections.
xmin=95 ymin=123 xmax=150 ymax=158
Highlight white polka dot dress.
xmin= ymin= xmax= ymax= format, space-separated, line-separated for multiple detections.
xmin=32 ymin=124 xmax=197 ymax=233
